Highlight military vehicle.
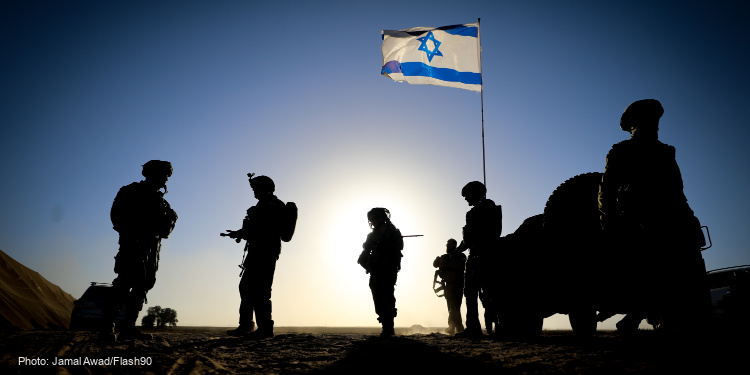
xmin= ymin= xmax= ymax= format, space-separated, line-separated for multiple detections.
xmin=490 ymin=173 xmax=711 ymax=336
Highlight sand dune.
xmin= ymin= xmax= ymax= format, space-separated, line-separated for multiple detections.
xmin=0 ymin=250 xmax=75 ymax=330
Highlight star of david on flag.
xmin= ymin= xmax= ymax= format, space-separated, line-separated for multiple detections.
xmin=381 ymin=23 xmax=481 ymax=92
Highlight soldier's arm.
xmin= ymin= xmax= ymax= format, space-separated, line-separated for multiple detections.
xmin=393 ymin=228 xmax=404 ymax=251
xmin=456 ymin=240 xmax=469 ymax=253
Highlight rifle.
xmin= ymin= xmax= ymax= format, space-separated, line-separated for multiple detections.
xmin=433 ymin=270 xmax=445 ymax=297
xmin=220 ymin=232 xmax=242 ymax=243
xmin=219 ymin=231 xmax=247 ymax=276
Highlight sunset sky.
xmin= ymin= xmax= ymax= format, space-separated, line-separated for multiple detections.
xmin=2 ymin=1 xmax=748 ymax=330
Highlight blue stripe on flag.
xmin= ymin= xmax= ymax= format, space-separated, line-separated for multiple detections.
xmin=381 ymin=60 xmax=402 ymax=74
xmin=398 ymin=62 xmax=481 ymax=85
xmin=399 ymin=24 xmax=478 ymax=38
xmin=438 ymin=24 xmax=478 ymax=37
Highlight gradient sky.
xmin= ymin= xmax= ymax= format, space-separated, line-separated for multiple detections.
xmin=2 ymin=1 xmax=748 ymax=330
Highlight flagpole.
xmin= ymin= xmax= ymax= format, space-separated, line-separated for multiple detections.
xmin=478 ymin=18 xmax=486 ymax=187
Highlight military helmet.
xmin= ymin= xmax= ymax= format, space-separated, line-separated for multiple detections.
xmin=367 ymin=207 xmax=391 ymax=224
xmin=620 ymin=99 xmax=663 ymax=131
xmin=141 ymin=160 xmax=173 ymax=178
xmin=446 ymin=238 xmax=458 ymax=252
xmin=249 ymin=175 xmax=275 ymax=193
xmin=461 ymin=181 xmax=486 ymax=198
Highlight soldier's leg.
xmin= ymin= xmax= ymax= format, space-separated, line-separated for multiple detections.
xmin=102 ymin=250 xmax=135 ymax=337
xmin=460 ymin=260 xmax=482 ymax=335
xmin=117 ymin=287 xmax=152 ymax=341
xmin=370 ymin=272 xmax=397 ymax=336
xmin=99 ymin=276 xmax=130 ymax=342
xmin=369 ymin=275 xmax=385 ymax=320
xmin=445 ymin=291 xmax=454 ymax=333
xmin=227 ymin=271 xmax=256 ymax=336
xmin=238 ymin=271 xmax=255 ymax=327
xmin=446 ymin=290 xmax=461 ymax=333
xmin=247 ymin=259 xmax=277 ymax=339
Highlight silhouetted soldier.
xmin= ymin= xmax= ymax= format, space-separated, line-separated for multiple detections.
xmin=599 ymin=99 xmax=709 ymax=333
xmin=102 ymin=160 xmax=177 ymax=342
xmin=358 ymin=208 xmax=404 ymax=336
xmin=455 ymin=181 xmax=502 ymax=338
xmin=224 ymin=174 xmax=287 ymax=339
xmin=433 ymin=238 xmax=466 ymax=334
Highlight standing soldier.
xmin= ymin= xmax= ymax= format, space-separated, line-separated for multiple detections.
xmin=358 ymin=208 xmax=404 ymax=337
xmin=598 ymin=99 xmax=709 ymax=333
xmin=455 ymin=181 xmax=502 ymax=338
xmin=102 ymin=160 xmax=177 ymax=342
xmin=224 ymin=174 xmax=290 ymax=339
xmin=433 ymin=238 xmax=466 ymax=334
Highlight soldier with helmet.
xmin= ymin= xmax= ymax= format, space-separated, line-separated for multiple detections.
xmin=224 ymin=174 xmax=287 ymax=339
xmin=357 ymin=207 xmax=404 ymax=336
xmin=598 ymin=99 xmax=709 ymax=333
xmin=455 ymin=181 xmax=502 ymax=338
xmin=433 ymin=238 xmax=466 ymax=334
xmin=102 ymin=160 xmax=177 ymax=342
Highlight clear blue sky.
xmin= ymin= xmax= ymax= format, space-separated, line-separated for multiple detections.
xmin=2 ymin=1 xmax=748 ymax=329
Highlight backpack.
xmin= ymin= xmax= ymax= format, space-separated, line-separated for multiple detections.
xmin=280 ymin=201 xmax=298 ymax=242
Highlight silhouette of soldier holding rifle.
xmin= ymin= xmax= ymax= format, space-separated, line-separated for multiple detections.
xmin=223 ymin=173 xmax=293 ymax=339
xmin=433 ymin=238 xmax=466 ymax=334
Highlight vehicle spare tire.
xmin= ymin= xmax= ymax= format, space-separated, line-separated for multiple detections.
xmin=543 ymin=172 xmax=604 ymax=336
xmin=543 ymin=172 xmax=603 ymax=235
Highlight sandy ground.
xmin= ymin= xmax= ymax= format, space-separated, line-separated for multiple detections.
xmin=1 ymin=327 xmax=745 ymax=374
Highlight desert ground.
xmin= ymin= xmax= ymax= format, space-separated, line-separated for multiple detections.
xmin=1 ymin=326 xmax=744 ymax=374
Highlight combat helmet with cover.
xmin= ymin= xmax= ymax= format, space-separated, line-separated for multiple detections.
xmin=461 ymin=181 xmax=486 ymax=198
xmin=142 ymin=160 xmax=173 ymax=178
xmin=620 ymin=99 xmax=663 ymax=132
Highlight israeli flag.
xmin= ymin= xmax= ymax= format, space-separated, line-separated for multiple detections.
xmin=381 ymin=23 xmax=481 ymax=92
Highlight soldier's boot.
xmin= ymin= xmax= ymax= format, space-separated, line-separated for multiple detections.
xmin=226 ymin=321 xmax=256 ymax=336
xmin=118 ymin=327 xmax=153 ymax=341
xmin=380 ymin=318 xmax=395 ymax=337
xmin=455 ymin=322 xmax=465 ymax=334
xmin=118 ymin=311 xmax=153 ymax=341
xmin=247 ymin=301 xmax=274 ymax=339
xmin=445 ymin=323 xmax=455 ymax=335
xmin=455 ymin=319 xmax=483 ymax=338
xmin=247 ymin=320 xmax=274 ymax=340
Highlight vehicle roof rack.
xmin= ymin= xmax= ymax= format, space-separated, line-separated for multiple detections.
xmin=89 ymin=282 xmax=113 ymax=286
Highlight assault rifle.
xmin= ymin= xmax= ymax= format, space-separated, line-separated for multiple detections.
xmin=433 ymin=270 xmax=446 ymax=297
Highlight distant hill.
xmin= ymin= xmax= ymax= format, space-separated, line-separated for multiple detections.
xmin=0 ymin=249 xmax=75 ymax=330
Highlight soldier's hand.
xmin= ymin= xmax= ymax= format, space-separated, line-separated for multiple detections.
xmin=222 ymin=230 xmax=242 ymax=243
